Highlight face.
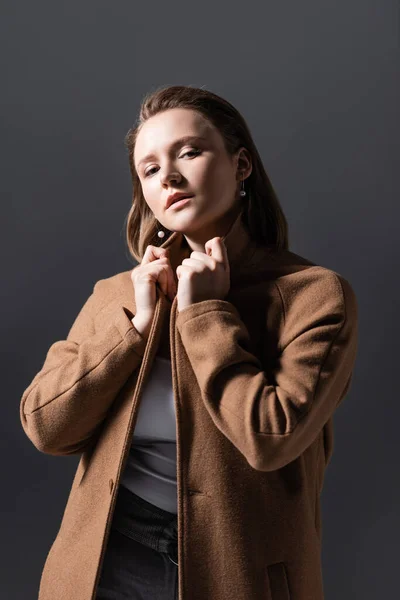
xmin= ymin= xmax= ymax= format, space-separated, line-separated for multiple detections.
xmin=134 ymin=107 xmax=251 ymax=251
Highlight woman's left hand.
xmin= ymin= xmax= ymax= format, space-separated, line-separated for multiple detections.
xmin=176 ymin=237 xmax=231 ymax=312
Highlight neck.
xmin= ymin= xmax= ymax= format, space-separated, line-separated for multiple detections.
xmin=182 ymin=202 xmax=243 ymax=254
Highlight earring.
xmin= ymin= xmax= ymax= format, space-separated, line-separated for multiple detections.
xmin=240 ymin=177 xmax=246 ymax=197
xmin=157 ymin=222 xmax=166 ymax=239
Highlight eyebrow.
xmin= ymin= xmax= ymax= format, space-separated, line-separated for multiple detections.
xmin=136 ymin=135 xmax=207 ymax=169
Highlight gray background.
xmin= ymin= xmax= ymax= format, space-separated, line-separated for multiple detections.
xmin=2 ymin=1 xmax=398 ymax=598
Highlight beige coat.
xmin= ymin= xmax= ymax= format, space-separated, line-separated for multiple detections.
xmin=20 ymin=207 xmax=358 ymax=599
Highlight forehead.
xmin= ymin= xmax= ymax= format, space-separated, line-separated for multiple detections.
xmin=134 ymin=108 xmax=217 ymax=168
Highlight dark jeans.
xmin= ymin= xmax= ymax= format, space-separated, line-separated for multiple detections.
xmin=96 ymin=484 xmax=179 ymax=600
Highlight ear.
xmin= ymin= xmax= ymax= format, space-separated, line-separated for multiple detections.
xmin=236 ymin=147 xmax=252 ymax=181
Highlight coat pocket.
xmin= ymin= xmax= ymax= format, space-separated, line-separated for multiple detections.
xmin=267 ymin=562 xmax=290 ymax=600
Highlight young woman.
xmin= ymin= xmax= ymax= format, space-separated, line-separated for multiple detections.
xmin=20 ymin=85 xmax=358 ymax=600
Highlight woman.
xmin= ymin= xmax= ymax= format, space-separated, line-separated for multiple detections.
xmin=20 ymin=85 xmax=359 ymax=600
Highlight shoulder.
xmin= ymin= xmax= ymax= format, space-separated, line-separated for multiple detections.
xmin=89 ymin=269 xmax=133 ymax=313
xmin=261 ymin=249 xmax=358 ymax=341
xmin=93 ymin=269 xmax=132 ymax=294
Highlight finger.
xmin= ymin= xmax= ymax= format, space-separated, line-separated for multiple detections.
xmin=205 ymin=237 xmax=226 ymax=263
xmin=142 ymin=245 xmax=170 ymax=265
xmin=145 ymin=260 xmax=168 ymax=297
xmin=156 ymin=257 xmax=177 ymax=301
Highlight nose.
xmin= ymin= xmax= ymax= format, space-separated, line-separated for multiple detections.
xmin=160 ymin=170 xmax=182 ymax=188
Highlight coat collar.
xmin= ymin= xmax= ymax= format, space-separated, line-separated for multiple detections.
xmin=158 ymin=204 xmax=259 ymax=282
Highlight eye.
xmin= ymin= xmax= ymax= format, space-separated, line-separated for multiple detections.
xmin=144 ymin=149 xmax=201 ymax=177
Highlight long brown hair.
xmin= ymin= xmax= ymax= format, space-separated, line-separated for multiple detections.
xmin=124 ymin=85 xmax=289 ymax=263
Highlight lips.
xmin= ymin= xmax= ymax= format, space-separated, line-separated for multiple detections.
xmin=168 ymin=196 xmax=193 ymax=210
xmin=166 ymin=193 xmax=194 ymax=209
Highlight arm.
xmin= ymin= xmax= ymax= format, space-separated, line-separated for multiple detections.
xmin=176 ymin=267 xmax=358 ymax=471
xmin=20 ymin=279 xmax=148 ymax=456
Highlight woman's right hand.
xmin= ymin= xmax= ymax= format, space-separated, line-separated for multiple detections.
xmin=130 ymin=245 xmax=177 ymax=322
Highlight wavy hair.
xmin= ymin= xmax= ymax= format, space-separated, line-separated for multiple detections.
xmin=124 ymin=85 xmax=289 ymax=263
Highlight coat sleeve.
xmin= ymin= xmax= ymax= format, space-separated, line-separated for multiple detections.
xmin=175 ymin=267 xmax=358 ymax=471
xmin=20 ymin=279 xmax=148 ymax=456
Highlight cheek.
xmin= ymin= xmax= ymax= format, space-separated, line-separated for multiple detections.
xmin=197 ymin=158 xmax=227 ymax=191
xmin=141 ymin=185 xmax=160 ymax=212
xmin=201 ymin=161 xmax=235 ymax=200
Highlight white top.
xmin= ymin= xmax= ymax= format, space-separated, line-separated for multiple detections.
xmin=119 ymin=355 xmax=178 ymax=514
